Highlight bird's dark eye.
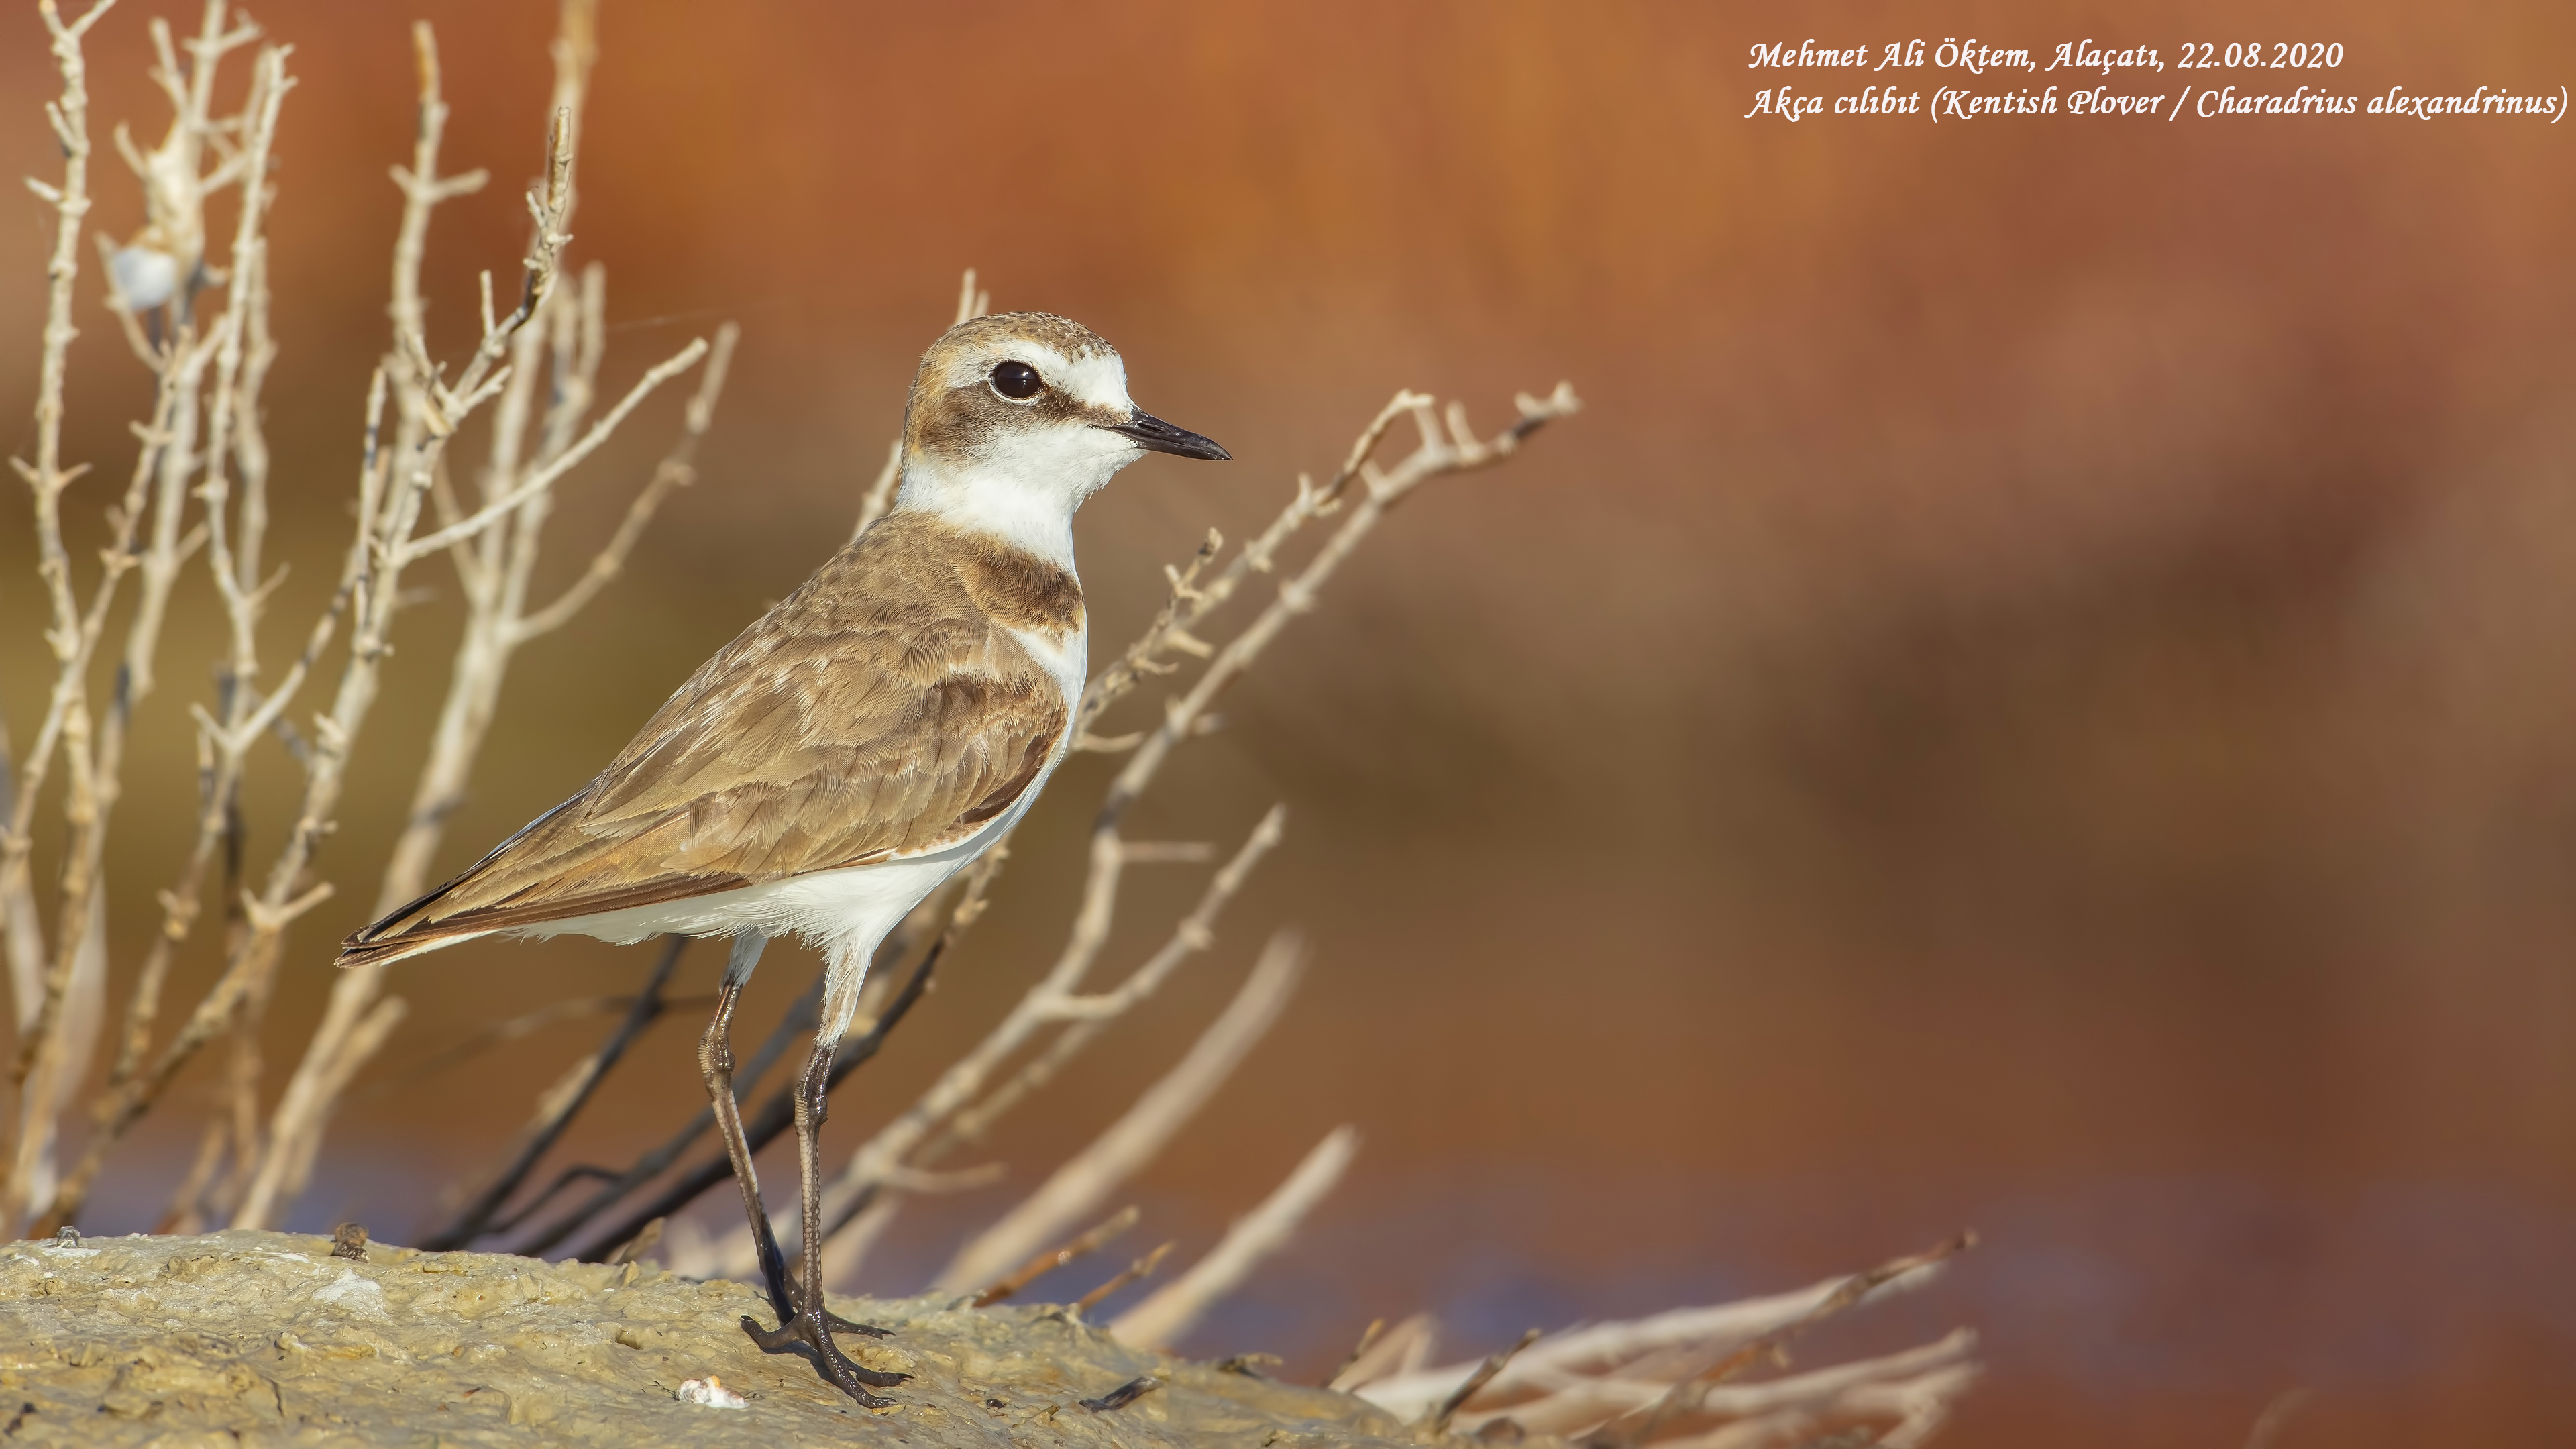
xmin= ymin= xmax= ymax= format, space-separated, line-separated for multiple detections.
xmin=990 ymin=360 xmax=1042 ymax=400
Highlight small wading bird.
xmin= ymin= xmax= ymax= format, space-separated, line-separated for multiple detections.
xmin=338 ymin=313 xmax=1229 ymax=1405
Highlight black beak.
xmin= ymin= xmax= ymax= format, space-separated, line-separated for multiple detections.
xmin=1106 ymin=409 xmax=1231 ymax=461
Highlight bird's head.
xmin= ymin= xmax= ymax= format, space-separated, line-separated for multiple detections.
xmin=895 ymin=312 xmax=1229 ymax=563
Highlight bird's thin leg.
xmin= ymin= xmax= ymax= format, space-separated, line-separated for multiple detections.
xmin=700 ymin=932 xmax=795 ymax=1324
xmin=738 ymin=1029 xmax=906 ymax=1403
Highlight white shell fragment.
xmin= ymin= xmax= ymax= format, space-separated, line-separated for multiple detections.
xmin=675 ymin=1376 xmax=747 ymax=1408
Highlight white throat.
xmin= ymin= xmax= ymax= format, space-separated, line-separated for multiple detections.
xmin=896 ymin=427 xmax=1140 ymax=570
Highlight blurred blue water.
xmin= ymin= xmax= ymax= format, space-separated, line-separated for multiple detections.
xmin=99 ymin=1149 xmax=2576 ymax=1414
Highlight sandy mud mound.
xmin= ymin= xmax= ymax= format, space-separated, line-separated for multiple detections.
xmin=0 ymin=1230 xmax=1432 ymax=1446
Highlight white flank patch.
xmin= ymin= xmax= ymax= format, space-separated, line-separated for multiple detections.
xmin=1010 ymin=620 xmax=1090 ymax=714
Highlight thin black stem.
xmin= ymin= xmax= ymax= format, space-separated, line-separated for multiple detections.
xmin=511 ymin=973 xmax=821 ymax=1256
xmin=415 ymin=934 xmax=686 ymax=1251
xmin=480 ymin=1163 xmax=621 ymax=1237
xmin=573 ymin=931 xmax=945 ymax=1263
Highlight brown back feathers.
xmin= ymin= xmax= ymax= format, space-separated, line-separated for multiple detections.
xmin=341 ymin=513 xmax=1079 ymax=963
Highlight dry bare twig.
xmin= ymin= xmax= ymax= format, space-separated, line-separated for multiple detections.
xmin=1332 ymin=1313 xmax=1440 ymax=1394
xmin=766 ymin=806 xmax=1287 ymax=1283
xmin=1109 ymin=1123 xmax=1359 ymax=1351
xmin=1 ymin=0 xmax=119 ymax=1224
xmin=1073 ymin=1239 xmax=1175 ymax=1318
xmin=1604 ymin=1334 xmax=1978 ymax=1449
xmin=7 ymin=0 xmax=725 ymax=1238
xmin=936 ymin=929 xmax=1307 ymax=1291
xmin=1325 ymin=1318 xmax=1390 ymax=1390
xmin=217 ymin=15 xmax=591 ymax=1229
xmin=355 ymin=991 xmax=702 ymax=1106
xmin=1424 ymin=1328 xmax=1541 ymax=1438
xmin=3 ymin=1 xmax=301 ymax=1232
xmin=40 ymin=32 xmax=293 ymax=1232
xmin=969 ymin=1203 xmax=1140 ymax=1308
xmin=1341 ymin=1238 xmax=1981 ymax=1447
xmin=241 ymin=0 xmax=723 ymax=1228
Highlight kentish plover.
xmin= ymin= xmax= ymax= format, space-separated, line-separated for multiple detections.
xmin=340 ymin=311 xmax=1230 ymax=1404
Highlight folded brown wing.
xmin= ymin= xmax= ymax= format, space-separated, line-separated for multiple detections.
xmin=340 ymin=515 xmax=1075 ymax=963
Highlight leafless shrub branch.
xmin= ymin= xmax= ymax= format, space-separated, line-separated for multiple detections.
xmin=1073 ymin=1238 xmax=1174 ymax=1318
xmin=969 ymin=1202 xmax=1139 ymax=1308
xmin=7 ymin=1 xmax=295 ymax=1231
xmin=1340 ymin=1237 xmax=1980 ymax=1446
xmin=11 ymin=0 xmax=728 ymax=1238
xmin=1425 ymin=1328 xmax=1542 ymax=1437
xmin=1108 ymin=1123 xmax=1359 ymax=1350
xmin=238 ymin=0 xmax=725 ymax=1228
xmin=1331 ymin=1313 xmax=1440 ymax=1393
xmin=935 ymin=930 xmax=1307 ymax=1292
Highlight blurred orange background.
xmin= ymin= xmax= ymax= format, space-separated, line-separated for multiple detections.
xmin=7 ymin=1 xmax=2576 ymax=1442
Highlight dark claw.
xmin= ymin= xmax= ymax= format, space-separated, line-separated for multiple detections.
xmin=740 ymin=1308 xmax=897 ymax=1348
xmin=740 ymin=1312 xmax=909 ymax=1399
xmin=741 ymin=1313 xmax=798 ymax=1352
xmin=822 ymin=1309 xmax=895 ymax=1338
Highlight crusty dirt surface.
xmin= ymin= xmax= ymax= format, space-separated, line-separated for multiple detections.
xmin=0 ymin=1230 xmax=1437 ymax=1446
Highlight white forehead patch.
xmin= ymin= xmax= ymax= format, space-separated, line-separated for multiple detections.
xmin=1051 ymin=350 xmax=1132 ymax=413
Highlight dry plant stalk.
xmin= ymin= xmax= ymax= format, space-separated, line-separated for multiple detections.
xmin=7 ymin=0 xmax=731 ymax=1240
xmin=1108 ymin=1122 xmax=1359 ymax=1350
xmin=969 ymin=1202 xmax=1139 ymax=1308
xmin=3 ymin=0 xmax=124 ymax=1229
xmin=1072 ymin=1238 xmax=1174 ymax=1317
xmin=7 ymin=0 xmax=280 ymax=1230
xmin=1424 ymin=1328 xmax=1542 ymax=1437
xmin=1332 ymin=1313 xmax=1440 ymax=1393
xmin=1344 ymin=1238 xmax=1981 ymax=1447
xmin=932 ymin=928 xmax=1307 ymax=1291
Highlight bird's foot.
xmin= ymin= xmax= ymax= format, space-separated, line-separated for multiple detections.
xmin=739 ymin=1310 xmax=907 ymax=1405
xmin=820 ymin=1307 xmax=895 ymax=1339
